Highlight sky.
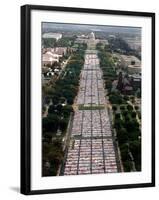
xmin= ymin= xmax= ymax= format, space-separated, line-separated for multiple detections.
xmin=42 ymin=22 xmax=141 ymax=34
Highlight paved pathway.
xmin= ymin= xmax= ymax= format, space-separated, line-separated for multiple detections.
xmin=63 ymin=49 xmax=121 ymax=175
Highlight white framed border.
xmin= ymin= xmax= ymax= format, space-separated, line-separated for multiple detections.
xmin=30 ymin=9 xmax=152 ymax=191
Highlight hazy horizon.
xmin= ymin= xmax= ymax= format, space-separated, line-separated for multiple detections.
xmin=42 ymin=22 xmax=141 ymax=35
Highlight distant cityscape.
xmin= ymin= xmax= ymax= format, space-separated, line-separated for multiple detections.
xmin=42 ymin=22 xmax=141 ymax=176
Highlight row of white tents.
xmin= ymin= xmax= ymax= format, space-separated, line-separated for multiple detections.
xmin=64 ymin=52 xmax=118 ymax=176
xmin=64 ymin=138 xmax=117 ymax=175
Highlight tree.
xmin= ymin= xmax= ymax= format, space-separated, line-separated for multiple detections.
xmin=123 ymin=161 xmax=132 ymax=172
xmin=138 ymin=112 xmax=141 ymax=119
xmin=125 ymin=119 xmax=139 ymax=132
xmin=128 ymin=129 xmax=140 ymax=141
xmin=130 ymin=96 xmax=135 ymax=103
xmin=112 ymin=105 xmax=117 ymax=112
xmin=67 ymin=97 xmax=74 ymax=105
xmin=52 ymin=95 xmax=60 ymax=105
xmin=129 ymin=140 xmax=141 ymax=157
xmin=136 ymin=89 xmax=141 ymax=98
xmin=120 ymin=144 xmax=129 ymax=161
xmin=43 ymin=114 xmax=59 ymax=132
xmin=60 ymin=97 xmax=66 ymax=103
xmin=127 ymin=104 xmax=133 ymax=111
xmin=115 ymin=113 xmax=121 ymax=119
xmin=48 ymin=105 xmax=56 ymax=114
xmin=56 ymin=104 xmax=63 ymax=113
xmin=43 ymin=132 xmax=54 ymax=140
xmin=114 ymin=118 xmax=123 ymax=130
xmin=43 ymin=38 xmax=56 ymax=48
xmin=42 ymin=105 xmax=46 ymax=113
xmin=131 ymin=111 xmax=137 ymax=118
xmin=123 ymin=95 xmax=129 ymax=101
xmin=105 ymin=80 xmax=112 ymax=91
xmin=117 ymin=128 xmax=128 ymax=144
xmin=124 ymin=115 xmax=130 ymax=122
xmin=129 ymin=140 xmax=141 ymax=171
xmin=56 ymin=37 xmax=75 ymax=47
xmin=42 ymin=139 xmax=64 ymax=176
xmin=109 ymin=93 xmax=123 ymax=104
xmin=122 ymin=110 xmax=128 ymax=117
xmin=117 ymin=72 xmax=123 ymax=91
xmin=62 ymin=105 xmax=73 ymax=117
xmin=43 ymin=87 xmax=54 ymax=96
xmin=120 ymin=105 xmax=125 ymax=110
xmin=59 ymin=118 xmax=68 ymax=132
xmin=108 ymin=37 xmax=132 ymax=54
xmin=135 ymin=106 xmax=139 ymax=110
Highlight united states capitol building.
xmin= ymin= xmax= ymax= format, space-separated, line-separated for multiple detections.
xmin=75 ymin=32 xmax=108 ymax=47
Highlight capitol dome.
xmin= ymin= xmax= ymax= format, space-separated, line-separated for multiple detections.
xmin=89 ymin=32 xmax=95 ymax=40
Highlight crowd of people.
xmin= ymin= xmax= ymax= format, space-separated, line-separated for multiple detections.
xmin=76 ymin=55 xmax=105 ymax=105
xmin=64 ymin=138 xmax=117 ymax=175
xmin=71 ymin=110 xmax=112 ymax=138
xmin=64 ymin=51 xmax=118 ymax=175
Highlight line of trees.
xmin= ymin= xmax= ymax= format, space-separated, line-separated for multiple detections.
xmin=43 ymin=36 xmax=76 ymax=48
xmin=113 ymin=104 xmax=141 ymax=171
xmin=42 ymin=44 xmax=86 ymax=176
xmin=97 ymin=42 xmax=141 ymax=172
xmin=108 ymin=37 xmax=141 ymax=59
xmin=96 ymin=43 xmax=117 ymax=93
